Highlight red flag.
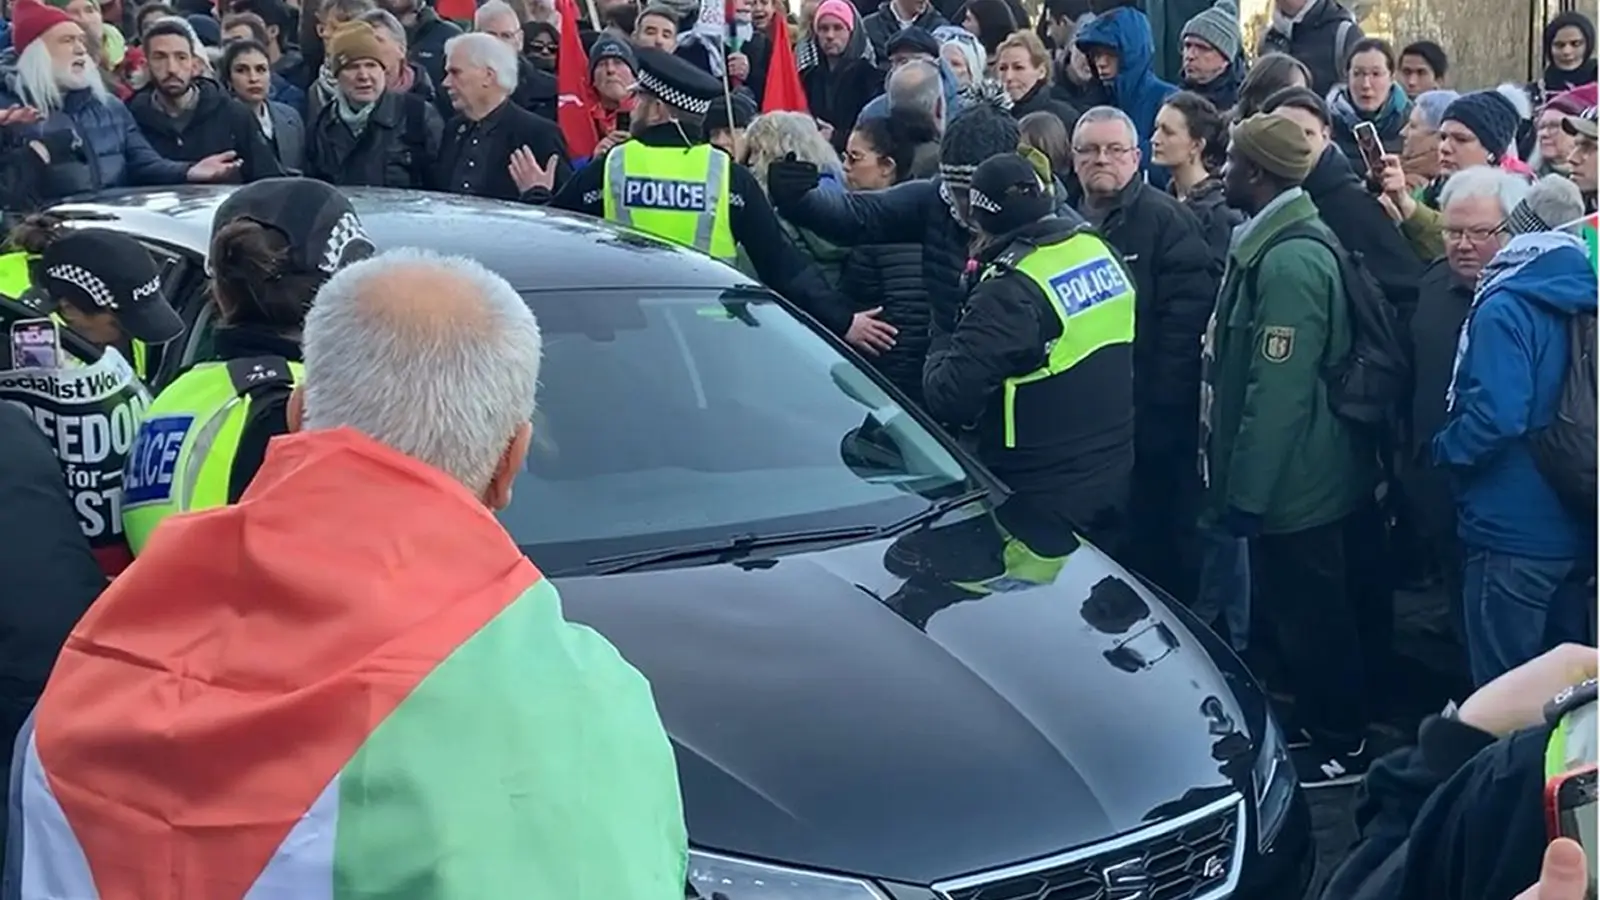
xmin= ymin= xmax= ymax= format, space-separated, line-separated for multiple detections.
xmin=761 ymin=15 xmax=808 ymax=114
xmin=554 ymin=0 xmax=599 ymax=159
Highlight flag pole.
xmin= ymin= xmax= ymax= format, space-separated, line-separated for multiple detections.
xmin=583 ymin=0 xmax=600 ymax=31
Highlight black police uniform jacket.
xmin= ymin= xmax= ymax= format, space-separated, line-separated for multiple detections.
xmin=922 ymin=217 xmax=1134 ymax=534
xmin=528 ymin=122 xmax=856 ymax=337
xmin=434 ymin=99 xmax=572 ymax=202
xmin=127 ymin=78 xmax=284 ymax=183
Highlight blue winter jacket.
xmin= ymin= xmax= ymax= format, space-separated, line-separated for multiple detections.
xmin=1075 ymin=7 xmax=1176 ymax=186
xmin=1433 ymin=232 xmax=1598 ymax=559
xmin=0 ymin=77 xmax=188 ymax=193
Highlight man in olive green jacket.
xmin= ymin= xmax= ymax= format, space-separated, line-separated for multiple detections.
xmin=1203 ymin=113 xmax=1384 ymax=790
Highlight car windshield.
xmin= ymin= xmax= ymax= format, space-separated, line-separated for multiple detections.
xmin=500 ymin=288 xmax=973 ymax=574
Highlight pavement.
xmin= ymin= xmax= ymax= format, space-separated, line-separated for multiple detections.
xmin=1293 ymin=586 xmax=1476 ymax=897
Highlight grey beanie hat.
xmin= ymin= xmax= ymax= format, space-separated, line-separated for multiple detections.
xmin=939 ymin=86 xmax=1021 ymax=188
xmin=1181 ymin=0 xmax=1241 ymax=61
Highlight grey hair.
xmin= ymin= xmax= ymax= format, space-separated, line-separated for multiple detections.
xmin=1073 ymin=105 xmax=1137 ymax=146
xmin=474 ymin=0 xmax=521 ymax=27
xmin=887 ymin=59 xmax=944 ymax=128
xmin=359 ymin=8 xmax=407 ymax=48
xmin=445 ymin=32 xmax=519 ymax=93
xmin=1412 ymin=89 xmax=1459 ymax=132
xmin=1520 ymin=173 xmax=1586 ymax=231
xmin=744 ymin=111 xmax=844 ymax=191
xmin=1439 ymin=164 xmax=1531 ymax=217
xmin=302 ymin=248 xmax=543 ymax=494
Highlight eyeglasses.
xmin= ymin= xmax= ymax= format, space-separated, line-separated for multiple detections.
xmin=1442 ymin=224 xmax=1506 ymax=244
xmin=1072 ymin=143 xmax=1133 ymax=160
xmin=528 ymin=40 xmax=557 ymax=52
xmin=844 ymin=149 xmax=883 ymax=166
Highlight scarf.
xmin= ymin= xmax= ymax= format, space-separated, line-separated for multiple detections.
xmin=336 ymin=94 xmax=377 ymax=134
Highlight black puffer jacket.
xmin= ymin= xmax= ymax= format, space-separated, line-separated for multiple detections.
xmin=840 ymin=239 xmax=928 ymax=404
xmin=127 ymin=78 xmax=282 ymax=182
xmin=1083 ymin=177 xmax=1218 ymax=462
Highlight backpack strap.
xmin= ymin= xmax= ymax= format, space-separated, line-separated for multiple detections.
xmin=1334 ymin=20 xmax=1356 ymax=72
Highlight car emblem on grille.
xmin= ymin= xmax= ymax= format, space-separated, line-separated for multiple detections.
xmin=1101 ymin=857 xmax=1152 ymax=900
xmin=1202 ymin=853 xmax=1227 ymax=879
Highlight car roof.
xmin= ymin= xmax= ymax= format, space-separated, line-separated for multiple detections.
xmin=47 ymin=185 xmax=762 ymax=293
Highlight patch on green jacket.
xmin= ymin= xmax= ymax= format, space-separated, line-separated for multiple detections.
xmin=1261 ymin=326 xmax=1295 ymax=363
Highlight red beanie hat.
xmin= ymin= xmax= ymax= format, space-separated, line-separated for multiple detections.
xmin=11 ymin=0 xmax=77 ymax=57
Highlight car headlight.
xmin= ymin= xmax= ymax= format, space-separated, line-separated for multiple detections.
xmin=1252 ymin=714 xmax=1296 ymax=853
xmin=688 ymin=850 xmax=889 ymax=899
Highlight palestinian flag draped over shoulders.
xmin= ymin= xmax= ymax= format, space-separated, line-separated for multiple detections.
xmin=1579 ymin=212 xmax=1599 ymax=271
xmin=8 ymin=428 xmax=687 ymax=899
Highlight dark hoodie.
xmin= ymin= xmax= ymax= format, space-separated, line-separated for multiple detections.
xmin=798 ymin=7 xmax=885 ymax=151
xmin=127 ymin=77 xmax=283 ymax=181
xmin=1538 ymin=10 xmax=1598 ymax=99
xmin=1328 ymin=81 xmax=1411 ymax=168
xmin=1074 ymin=8 xmax=1175 ymax=183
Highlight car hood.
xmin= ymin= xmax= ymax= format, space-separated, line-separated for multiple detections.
xmin=554 ymin=533 xmax=1259 ymax=886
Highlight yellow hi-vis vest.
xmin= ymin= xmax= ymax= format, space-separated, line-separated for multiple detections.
xmin=121 ymin=356 xmax=299 ymax=555
xmin=0 ymin=251 xmax=153 ymax=380
xmin=981 ymin=231 xmax=1137 ymax=449
xmin=601 ymin=142 xmax=737 ymax=261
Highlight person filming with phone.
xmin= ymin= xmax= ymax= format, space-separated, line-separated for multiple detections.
xmin=1322 ymin=643 xmax=1598 ymax=900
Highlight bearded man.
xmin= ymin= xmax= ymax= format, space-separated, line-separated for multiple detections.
xmin=0 ymin=0 xmax=240 ymax=200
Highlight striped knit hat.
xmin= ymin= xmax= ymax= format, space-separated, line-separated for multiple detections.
xmin=939 ymin=84 xmax=1019 ymax=189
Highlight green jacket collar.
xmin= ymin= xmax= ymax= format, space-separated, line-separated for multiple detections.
xmin=1232 ymin=189 xmax=1321 ymax=267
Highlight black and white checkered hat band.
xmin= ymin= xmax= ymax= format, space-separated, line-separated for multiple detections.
xmin=47 ymin=263 xmax=118 ymax=310
xmin=321 ymin=211 xmax=373 ymax=274
xmin=639 ymin=70 xmax=711 ymax=116
xmin=970 ymin=188 xmax=1001 ymax=214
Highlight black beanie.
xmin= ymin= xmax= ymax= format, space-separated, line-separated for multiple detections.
xmin=970 ymin=153 xmax=1052 ymax=235
xmin=940 ymin=86 xmax=1020 ymax=189
xmin=1442 ymin=90 xmax=1521 ymax=160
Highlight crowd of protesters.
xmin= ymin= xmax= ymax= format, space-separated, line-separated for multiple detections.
xmin=0 ymin=0 xmax=1597 ymax=894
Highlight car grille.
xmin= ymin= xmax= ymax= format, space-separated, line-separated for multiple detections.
xmin=933 ymin=794 xmax=1245 ymax=900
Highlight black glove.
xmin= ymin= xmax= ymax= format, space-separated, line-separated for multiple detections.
xmin=766 ymin=151 xmax=820 ymax=208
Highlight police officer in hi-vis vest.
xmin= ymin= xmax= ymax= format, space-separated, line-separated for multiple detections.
xmin=517 ymin=46 xmax=895 ymax=357
xmin=0 ymin=219 xmax=184 ymax=381
xmin=922 ymin=153 xmax=1137 ymax=557
xmin=122 ymin=178 xmax=375 ymax=555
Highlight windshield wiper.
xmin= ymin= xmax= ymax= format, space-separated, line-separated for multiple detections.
xmin=583 ymin=487 xmax=991 ymax=576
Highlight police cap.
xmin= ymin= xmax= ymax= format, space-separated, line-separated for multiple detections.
xmin=633 ymin=46 xmax=723 ymax=117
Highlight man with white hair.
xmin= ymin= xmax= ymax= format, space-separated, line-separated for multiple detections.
xmin=439 ymin=30 xmax=570 ymax=200
xmin=1070 ymin=104 xmax=1216 ymax=606
xmin=475 ymin=0 xmax=558 ymax=121
xmin=1434 ymin=167 xmax=1598 ymax=686
xmin=8 ymin=249 xmax=690 ymax=898
xmin=0 ymin=0 xmax=239 ymax=200
xmin=1401 ymin=165 xmax=1532 ymax=649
